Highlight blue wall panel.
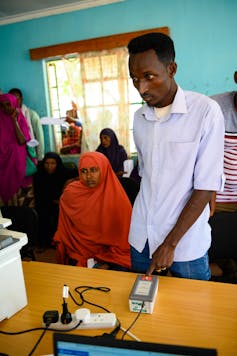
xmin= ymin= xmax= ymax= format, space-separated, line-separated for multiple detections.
xmin=0 ymin=0 xmax=236 ymax=117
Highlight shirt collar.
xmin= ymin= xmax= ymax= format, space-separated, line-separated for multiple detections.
xmin=141 ymin=85 xmax=188 ymax=121
xmin=170 ymin=86 xmax=188 ymax=114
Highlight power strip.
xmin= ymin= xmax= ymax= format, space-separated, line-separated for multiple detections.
xmin=43 ymin=312 xmax=117 ymax=330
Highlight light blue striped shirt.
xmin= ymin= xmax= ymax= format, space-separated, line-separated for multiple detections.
xmin=129 ymin=86 xmax=225 ymax=261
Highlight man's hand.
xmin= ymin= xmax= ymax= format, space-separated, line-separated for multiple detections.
xmin=146 ymin=190 xmax=214 ymax=275
xmin=146 ymin=242 xmax=175 ymax=275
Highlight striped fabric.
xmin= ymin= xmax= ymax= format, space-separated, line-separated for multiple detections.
xmin=216 ymin=133 xmax=237 ymax=203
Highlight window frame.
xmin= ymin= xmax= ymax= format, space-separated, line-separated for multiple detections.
xmin=30 ymin=27 xmax=169 ymax=60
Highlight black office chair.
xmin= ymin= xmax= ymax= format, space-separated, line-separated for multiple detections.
xmin=1 ymin=206 xmax=39 ymax=261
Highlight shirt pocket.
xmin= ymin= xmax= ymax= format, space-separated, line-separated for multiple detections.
xmin=159 ymin=141 xmax=196 ymax=170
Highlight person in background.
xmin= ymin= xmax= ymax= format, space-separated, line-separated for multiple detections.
xmin=60 ymin=123 xmax=82 ymax=154
xmin=8 ymin=88 xmax=45 ymax=161
xmin=53 ymin=152 xmax=132 ymax=271
xmin=64 ymin=101 xmax=89 ymax=154
xmin=65 ymin=100 xmax=82 ymax=128
xmin=96 ymin=128 xmax=128 ymax=177
xmin=0 ymin=93 xmax=33 ymax=207
xmin=211 ymin=71 xmax=237 ymax=135
xmin=34 ymin=152 xmax=78 ymax=248
xmin=127 ymin=32 xmax=225 ymax=280
xmin=208 ymin=71 xmax=237 ymax=280
xmin=129 ymin=159 xmax=141 ymax=186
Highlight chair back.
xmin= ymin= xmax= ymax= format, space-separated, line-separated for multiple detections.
xmin=0 ymin=206 xmax=39 ymax=260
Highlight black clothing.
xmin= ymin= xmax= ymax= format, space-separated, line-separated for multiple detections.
xmin=34 ymin=152 xmax=78 ymax=246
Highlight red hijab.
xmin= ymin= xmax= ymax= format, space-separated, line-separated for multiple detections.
xmin=54 ymin=152 xmax=132 ymax=268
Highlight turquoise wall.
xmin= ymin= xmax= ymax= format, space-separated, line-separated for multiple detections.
xmin=0 ymin=0 xmax=236 ymax=117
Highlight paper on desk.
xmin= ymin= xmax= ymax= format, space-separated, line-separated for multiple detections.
xmin=40 ymin=117 xmax=68 ymax=126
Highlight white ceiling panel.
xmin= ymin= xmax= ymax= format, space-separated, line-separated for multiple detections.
xmin=0 ymin=0 xmax=124 ymax=25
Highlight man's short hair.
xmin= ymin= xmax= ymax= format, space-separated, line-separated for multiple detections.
xmin=127 ymin=32 xmax=175 ymax=65
xmin=8 ymin=88 xmax=23 ymax=98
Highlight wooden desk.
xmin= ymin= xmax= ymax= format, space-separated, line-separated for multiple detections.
xmin=0 ymin=261 xmax=237 ymax=355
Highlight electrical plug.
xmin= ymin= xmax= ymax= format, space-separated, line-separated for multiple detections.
xmin=75 ymin=308 xmax=90 ymax=323
xmin=60 ymin=300 xmax=72 ymax=324
xmin=43 ymin=310 xmax=59 ymax=326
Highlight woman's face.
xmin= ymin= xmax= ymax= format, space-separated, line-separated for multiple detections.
xmin=0 ymin=100 xmax=14 ymax=115
xmin=44 ymin=158 xmax=57 ymax=174
xmin=80 ymin=166 xmax=101 ymax=188
xmin=100 ymin=134 xmax=111 ymax=148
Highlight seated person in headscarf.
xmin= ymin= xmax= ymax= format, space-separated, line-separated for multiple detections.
xmin=96 ymin=128 xmax=128 ymax=177
xmin=60 ymin=123 xmax=82 ymax=154
xmin=53 ymin=152 xmax=132 ymax=271
xmin=34 ymin=152 xmax=78 ymax=247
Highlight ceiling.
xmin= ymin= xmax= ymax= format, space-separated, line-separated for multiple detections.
xmin=0 ymin=0 xmax=124 ymax=25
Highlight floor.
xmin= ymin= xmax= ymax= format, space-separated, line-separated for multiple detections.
xmin=34 ymin=247 xmax=57 ymax=263
xmin=22 ymin=246 xmax=57 ymax=264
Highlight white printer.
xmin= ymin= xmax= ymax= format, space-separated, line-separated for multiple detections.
xmin=0 ymin=216 xmax=28 ymax=322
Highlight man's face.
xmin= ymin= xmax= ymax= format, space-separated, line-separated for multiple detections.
xmin=129 ymin=49 xmax=176 ymax=108
xmin=12 ymin=92 xmax=23 ymax=107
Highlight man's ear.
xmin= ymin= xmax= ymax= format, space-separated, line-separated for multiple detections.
xmin=167 ymin=61 xmax=177 ymax=78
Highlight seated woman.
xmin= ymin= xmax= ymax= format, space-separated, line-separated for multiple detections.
xmin=34 ymin=152 xmax=78 ymax=247
xmin=53 ymin=152 xmax=132 ymax=271
xmin=0 ymin=93 xmax=32 ymax=207
xmin=60 ymin=123 xmax=82 ymax=154
xmin=96 ymin=128 xmax=128 ymax=177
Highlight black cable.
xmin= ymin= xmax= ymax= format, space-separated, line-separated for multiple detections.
xmin=69 ymin=285 xmax=121 ymax=338
xmin=0 ymin=327 xmax=46 ymax=335
xmin=0 ymin=320 xmax=82 ymax=335
xmin=1 ymin=320 xmax=82 ymax=356
xmin=121 ymin=301 xmax=145 ymax=340
xmin=1 ymin=282 xmax=117 ymax=352
xmin=108 ymin=318 xmax=121 ymax=337
xmin=29 ymin=318 xmax=82 ymax=356
xmin=28 ymin=326 xmax=48 ymax=356
xmin=48 ymin=320 xmax=82 ymax=332
xmin=70 ymin=286 xmax=111 ymax=312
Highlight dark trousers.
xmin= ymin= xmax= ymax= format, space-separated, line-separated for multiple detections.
xmin=209 ymin=212 xmax=237 ymax=261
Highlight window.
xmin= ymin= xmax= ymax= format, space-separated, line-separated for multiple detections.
xmin=46 ymin=47 xmax=142 ymax=154
xmin=31 ymin=27 xmax=169 ymax=155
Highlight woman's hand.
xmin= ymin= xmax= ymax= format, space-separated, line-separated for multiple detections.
xmin=116 ymin=171 xmax=125 ymax=177
xmin=11 ymin=109 xmax=27 ymax=145
xmin=11 ymin=108 xmax=18 ymax=122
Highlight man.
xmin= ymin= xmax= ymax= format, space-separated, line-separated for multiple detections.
xmin=208 ymin=71 xmax=237 ymax=273
xmin=211 ymin=71 xmax=237 ymax=213
xmin=127 ymin=32 xmax=225 ymax=280
xmin=8 ymin=88 xmax=45 ymax=161
xmin=212 ymin=71 xmax=237 ymax=133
